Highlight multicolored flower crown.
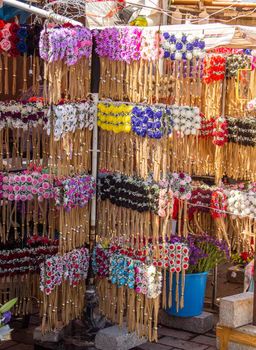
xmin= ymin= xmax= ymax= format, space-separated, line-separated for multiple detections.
xmin=0 ymin=238 xmax=58 ymax=277
xmin=39 ymin=26 xmax=92 ymax=65
xmin=40 ymin=247 xmax=89 ymax=295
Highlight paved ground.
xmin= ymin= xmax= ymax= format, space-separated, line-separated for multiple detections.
xmin=133 ymin=326 xmax=217 ymax=350
xmin=0 ymin=324 xmax=217 ymax=350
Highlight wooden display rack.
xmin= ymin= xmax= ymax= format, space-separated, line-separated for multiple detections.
xmin=216 ymin=325 xmax=256 ymax=350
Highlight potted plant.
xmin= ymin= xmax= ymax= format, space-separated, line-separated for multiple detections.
xmin=166 ymin=234 xmax=229 ymax=317
xmin=0 ymin=298 xmax=17 ymax=341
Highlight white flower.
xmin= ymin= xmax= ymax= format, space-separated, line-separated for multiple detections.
xmin=175 ymin=32 xmax=183 ymax=41
xmin=175 ymin=52 xmax=182 ymax=60
xmin=187 ymin=34 xmax=195 ymax=42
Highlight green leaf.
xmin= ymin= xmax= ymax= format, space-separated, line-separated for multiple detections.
xmin=0 ymin=298 xmax=17 ymax=313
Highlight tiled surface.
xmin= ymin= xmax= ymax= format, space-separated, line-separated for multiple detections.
xmin=2 ymin=317 xmax=217 ymax=350
xmin=134 ymin=326 xmax=217 ymax=350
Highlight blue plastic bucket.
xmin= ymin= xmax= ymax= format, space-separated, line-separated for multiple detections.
xmin=166 ymin=271 xmax=208 ymax=317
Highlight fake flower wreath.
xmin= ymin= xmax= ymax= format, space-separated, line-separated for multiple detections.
xmin=47 ymin=100 xmax=96 ymax=141
xmin=212 ymin=116 xmax=228 ymax=146
xmin=227 ymin=185 xmax=256 ymax=219
xmin=203 ymin=55 xmax=226 ymax=84
xmin=131 ymin=105 xmax=173 ymax=139
xmin=39 ymin=26 xmax=92 ymax=65
xmin=98 ymin=172 xmax=159 ymax=213
xmin=40 ymin=247 xmax=89 ymax=295
xmin=97 ymin=103 xmax=132 ymax=133
xmin=0 ymin=238 xmax=58 ymax=277
xmin=171 ymin=106 xmax=201 ymax=136
xmin=93 ymin=27 xmax=142 ymax=62
xmin=0 ymin=100 xmax=47 ymax=130
xmin=162 ymin=32 xmax=206 ymax=60
xmin=227 ymin=116 xmax=256 ymax=147
xmin=170 ymin=172 xmax=192 ymax=200
xmin=2 ymin=166 xmax=53 ymax=202
xmin=54 ymin=174 xmax=96 ymax=212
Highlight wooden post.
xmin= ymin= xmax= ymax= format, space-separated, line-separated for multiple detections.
xmin=253 ymin=254 xmax=256 ymax=325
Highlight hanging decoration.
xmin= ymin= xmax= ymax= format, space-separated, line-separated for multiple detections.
xmin=40 ymin=247 xmax=89 ymax=333
xmin=92 ymin=241 xmax=189 ymax=341
xmin=39 ymin=26 xmax=92 ymax=103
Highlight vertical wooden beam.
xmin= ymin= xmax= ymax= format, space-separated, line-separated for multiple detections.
xmin=253 ymin=255 xmax=256 ymax=325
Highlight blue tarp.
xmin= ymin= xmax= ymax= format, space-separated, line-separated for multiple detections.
xmin=0 ymin=3 xmax=30 ymax=23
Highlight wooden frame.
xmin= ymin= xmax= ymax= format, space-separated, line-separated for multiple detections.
xmin=216 ymin=325 xmax=256 ymax=350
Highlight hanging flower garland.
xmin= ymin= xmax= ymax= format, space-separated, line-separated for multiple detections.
xmin=40 ymin=247 xmax=90 ymax=295
xmin=225 ymin=54 xmax=251 ymax=78
xmin=210 ymin=190 xmax=227 ymax=219
xmin=46 ymin=100 xmax=96 ymax=141
xmin=54 ymin=174 xmax=96 ymax=211
xmin=92 ymin=244 xmax=111 ymax=278
xmin=3 ymin=170 xmax=53 ymax=202
xmin=203 ymin=55 xmax=226 ymax=84
xmin=171 ymin=106 xmax=201 ymax=136
xmin=188 ymin=187 xmax=213 ymax=218
xmin=199 ymin=114 xmax=215 ymax=138
xmin=98 ymin=172 xmax=159 ymax=213
xmin=227 ymin=116 xmax=256 ymax=147
xmin=97 ymin=103 xmax=132 ymax=133
xmin=158 ymin=179 xmax=173 ymax=218
xmin=227 ymin=188 xmax=256 ymax=219
xmin=63 ymin=248 xmax=89 ymax=287
xmin=0 ymin=100 xmax=47 ymax=130
xmin=0 ymin=242 xmax=58 ymax=277
xmin=161 ymin=32 xmax=206 ymax=60
xmin=39 ymin=26 xmax=92 ymax=65
xmin=170 ymin=172 xmax=192 ymax=200
xmin=140 ymin=29 xmax=163 ymax=61
xmin=93 ymin=27 xmax=121 ymax=61
xmin=131 ymin=105 xmax=173 ymax=139
xmin=212 ymin=116 xmax=228 ymax=146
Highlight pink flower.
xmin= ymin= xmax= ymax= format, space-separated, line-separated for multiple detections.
xmin=32 ymin=179 xmax=38 ymax=186
xmin=186 ymin=193 xmax=191 ymax=200
xmin=20 ymin=194 xmax=27 ymax=201
xmin=3 ymin=176 xmax=9 ymax=182
xmin=135 ymin=287 xmax=141 ymax=293
xmin=38 ymin=187 xmax=44 ymax=193
xmin=27 ymin=176 xmax=32 ymax=183
xmin=43 ymin=192 xmax=50 ymax=199
xmin=20 ymin=175 xmax=26 ymax=182
xmin=32 ymin=188 xmax=37 ymax=195
xmin=42 ymin=174 xmax=49 ymax=180
xmin=8 ymin=194 xmax=15 ymax=201
xmin=20 ymin=185 xmax=26 ymax=191
xmin=38 ymin=195 xmax=43 ymax=202
xmin=13 ymin=185 xmax=20 ymax=192
xmin=158 ymin=208 xmax=166 ymax=217
xmin=8 ymin=185 xmax=13 ymax=191
xmin=27 ymin=194 xmax=33 ymax=201
xmin=14 ymin=175 xmax=20 ymax=182
xmin=42 ymin=182 xmax=50 ymax=190
xmin=1 ymin=29 xmax=11 ymax=39
xmin=2 ymin=185 xmax=8 ymax=191
xmin=15 ymin=194 xmax=21 ymax=201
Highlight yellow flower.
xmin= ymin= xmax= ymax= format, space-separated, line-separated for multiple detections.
xmin=108 ymin=104 xmax=114 ymax=113
xmin=105 ymin=115 xmax=111 ymax=123
xmin=123 ymin=116 xmax=131 ymax=123
xmin=113 ymin=125 xmax=119 ymax=133
xmin=97 ymin=120 xmax=102 ymax=127
xmin=124 ymin=124 xmax=131 ymax=133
